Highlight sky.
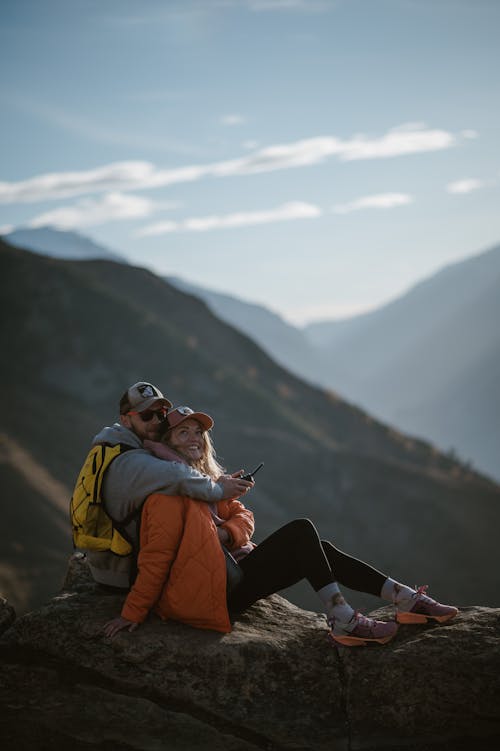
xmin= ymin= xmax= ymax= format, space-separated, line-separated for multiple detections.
xmin=1 ymin=0 xmax=499 ymax=325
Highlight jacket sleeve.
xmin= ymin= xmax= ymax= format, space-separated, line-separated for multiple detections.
xmin=103 ymin=450 xmax=223 ymax=522
xmin=219 ymin=499 xmax=255 ymax=550
xmin=121 ymin=494 xmax=185 ymax=623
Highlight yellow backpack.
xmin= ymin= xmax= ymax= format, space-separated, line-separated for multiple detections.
xmin=70 ymin=443 xmax=134 ymax=556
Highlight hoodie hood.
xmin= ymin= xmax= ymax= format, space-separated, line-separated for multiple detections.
xmin=92 ymin=423 xmax=143 ymax=449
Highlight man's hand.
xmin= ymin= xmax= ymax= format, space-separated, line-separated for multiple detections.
xmin=103 ymin=615 xmax=139 ymax=638
xmin=218 ymin=470 xmax=254 ymax=499
xmin=217 ymin=526 xmax=231 ymax=545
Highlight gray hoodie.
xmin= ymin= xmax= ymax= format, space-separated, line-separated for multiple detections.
xmin=86 ymin=423 xmax=224 ymax=588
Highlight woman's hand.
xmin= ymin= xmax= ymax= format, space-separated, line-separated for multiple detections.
xmin=103 ymin=615 xmax=139 ymax=638
xmin=218 ymin=470 xmax=254 ymax=500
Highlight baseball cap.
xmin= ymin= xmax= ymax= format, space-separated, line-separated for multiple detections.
xmin=167 ymin=405 xmax=214 ymax=431
xmin=119 ymin=382 xmax=172 ymax=414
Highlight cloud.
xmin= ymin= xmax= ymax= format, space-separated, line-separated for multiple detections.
xmin=337 ymin=123 xmax=456 ymax=161
xmin=9 ymin=96 xmax=202 ymax=157
xmin=220 ymin=114 xmax=246 ymax=126
xmin=242 ymin=140 xmax=260 ymax=150
xmin=246 ymin=0 xmax=332 ymax=10
xmin=0 ymin=224 xmax=14 ymax=235
xmin=137 ymin=200 xmax=321 ymax=236
xmin=26 ymin=192 xmax=176 ymax=230
xmin=0 ymin=124 xmax=466 ymax=205
xmin=104 ymin=0 xmax=334 ymax=22
xmin=0 ymin=162 xmax=159 ymax=204
xmin=210 ymin=124 xmax=458 ymax=177
xmin=446 ymin=178 xmax=484 ymax=194
xmin=333 ymin=193 xmax=413 ymax=214
xmin=460 ymin=129 xmax=479 ymax=140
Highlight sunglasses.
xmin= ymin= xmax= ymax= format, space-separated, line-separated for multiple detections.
xmin=128 ymin=407 xmax=168 ymax=423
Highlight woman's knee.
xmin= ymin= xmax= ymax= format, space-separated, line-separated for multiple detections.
xmin=287 ymin=517 xmax=319 ymax=543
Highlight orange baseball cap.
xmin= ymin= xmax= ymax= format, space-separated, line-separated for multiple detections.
xmin=167 ymin=405 xmax=214 ymax=431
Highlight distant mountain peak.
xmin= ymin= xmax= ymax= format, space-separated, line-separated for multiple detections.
xmin=5 ymin=225 xmax=126 ymax=263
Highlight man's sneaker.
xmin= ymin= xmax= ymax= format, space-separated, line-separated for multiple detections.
xmin=396 ymin=585 xmax=458 ymax=625
xmin=329 ymin=612 xmax=398 ymax=647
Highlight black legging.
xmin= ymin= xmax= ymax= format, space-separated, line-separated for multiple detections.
xmin=228 ymin=518 xmax=387 ymax=614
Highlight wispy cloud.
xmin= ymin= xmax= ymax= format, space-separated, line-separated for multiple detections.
xmin=137 ymin=200 xmax=321 ymax=236
xmin=333 ymin=193 xmax=413 ymax=214
xmin=0 ymin=162 xmax=161 ymax=204
xmin=246 ymin=0 xmax=333 ymax=11
xmin=220 ymin=114 xmax=246 ymax=126
xmin=0 ymin=124 xmax=466 ymax=205
xmin=26 ymin=192 xmax=177 ymax=230
xmin=242 ymin=139 xmax=260 ymax=150
xmin=446 ymin=178 xmax=485 ymax=194
xmin=102 ymin=0 xmax=334 ymax=31
xmin=213 ymin=124 xmax=458 ymax=175
xmin=337 ymin=123 xmax=456 ymax=161
xmin=460 ymin=129 xmax=479 ymax=140
xmin=7 ymin=96 xmax=203 ymax=157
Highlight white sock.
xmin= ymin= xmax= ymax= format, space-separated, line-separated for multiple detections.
xmin=380 ymin=578 xmax=418 ymax=611
xmin=317 ymin=582 xmax=356 ymax=626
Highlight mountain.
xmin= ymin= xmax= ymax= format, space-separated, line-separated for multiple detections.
xmin=6 ymin=228 xmax=322 ymax=384
xmin=7 ymin=226 xmax=499 ymax=482
xmin=5 ymin=226 xmax=125 ymax=262
xmin=1 ymin=238 xmax=499 ymax=617
xmin=305 ymin=243 xmax=500 ymax=481
xmin=167 ymin=275 xmax=323 ymax=385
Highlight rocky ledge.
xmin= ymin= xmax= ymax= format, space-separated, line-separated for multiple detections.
xmin=0 ymin=554 xmax=499 ymax=751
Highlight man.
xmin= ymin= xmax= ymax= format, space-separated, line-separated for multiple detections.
xmin=83 ymin=381 xmax=251 ymax=588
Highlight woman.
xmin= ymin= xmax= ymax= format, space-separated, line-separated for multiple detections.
xmin=104 ymin=406 xmax=458 ymax=646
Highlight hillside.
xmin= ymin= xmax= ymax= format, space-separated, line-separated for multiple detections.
xmin=305 ymin=243 xmax=500 ymax=480
xmin=10 ymin=225 xmax=499 ymax=481
xmin=1 ymin=238 xmax=499 ymax=615
xmin=168 ymin=275 xmax=323 ymax=385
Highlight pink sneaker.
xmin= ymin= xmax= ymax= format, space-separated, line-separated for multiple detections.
xmin=329 ymin=612 xmax=398 ymax=647
xmin=396 ymin=585 xmax=458 ymax=625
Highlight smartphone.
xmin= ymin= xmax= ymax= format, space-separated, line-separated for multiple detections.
xmin=241 ymin=462 xmax=264 ymax=482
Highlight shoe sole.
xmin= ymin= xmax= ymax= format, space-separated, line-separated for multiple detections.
xmin=328 ymin=632 xmax=396 ymax=647
xmin=396 ymin=609 xmax=458 ymax=625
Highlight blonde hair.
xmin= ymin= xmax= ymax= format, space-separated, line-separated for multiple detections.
xmin=163 ymin=422 xmax=225 ymax=480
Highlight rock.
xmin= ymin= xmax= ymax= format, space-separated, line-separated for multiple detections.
xmin=0 ymin=555 xmax=499 ymax=750
xmin=61 ymin=551 xmax=97 ymax=592
xmin=0 ymin=596 xmax=16 ymax=636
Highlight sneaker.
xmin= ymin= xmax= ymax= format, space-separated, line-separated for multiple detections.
xmin=396 ymin=585 xmax=458 ymax=625
xmin=329 ymin=611 xmax=398 ymax=647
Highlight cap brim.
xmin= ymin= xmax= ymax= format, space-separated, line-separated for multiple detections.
xmin=138 ymin=396 xmax=173 ymax=411
xmin=190 ymin=412 xmax=214 ymax=430
xmin=168 ymin=411 xmax=214 ymax=430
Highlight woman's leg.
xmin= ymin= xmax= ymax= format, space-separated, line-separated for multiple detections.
xmin=228 ymin=519 xmax=399 ymax=647
xmin=229 ymin=521 xmax=390 ymax=611
xmin=320 ymin=540 xmax=388 ymax=597
xmin=228 ymin=518 xmax=334 ymax=613
xmin=321 ymin=540 xmax=458 ymax=623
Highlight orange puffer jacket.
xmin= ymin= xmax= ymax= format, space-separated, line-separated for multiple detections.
xmin=121 ymin=494 xmax=255 ymax=633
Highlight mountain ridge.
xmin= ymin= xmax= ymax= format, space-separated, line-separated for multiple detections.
xmin=3 ymin=225 xmax=499 ymax=478
xmin=1 ymin=238 xmax=498 ymax=619
xmin=5 ymin=225 xmax=126 ymax=263
xmin=167 ymin=274 xmax=323 ymax=385
xmin=308 ymin=243 xmax=500 ymax=479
